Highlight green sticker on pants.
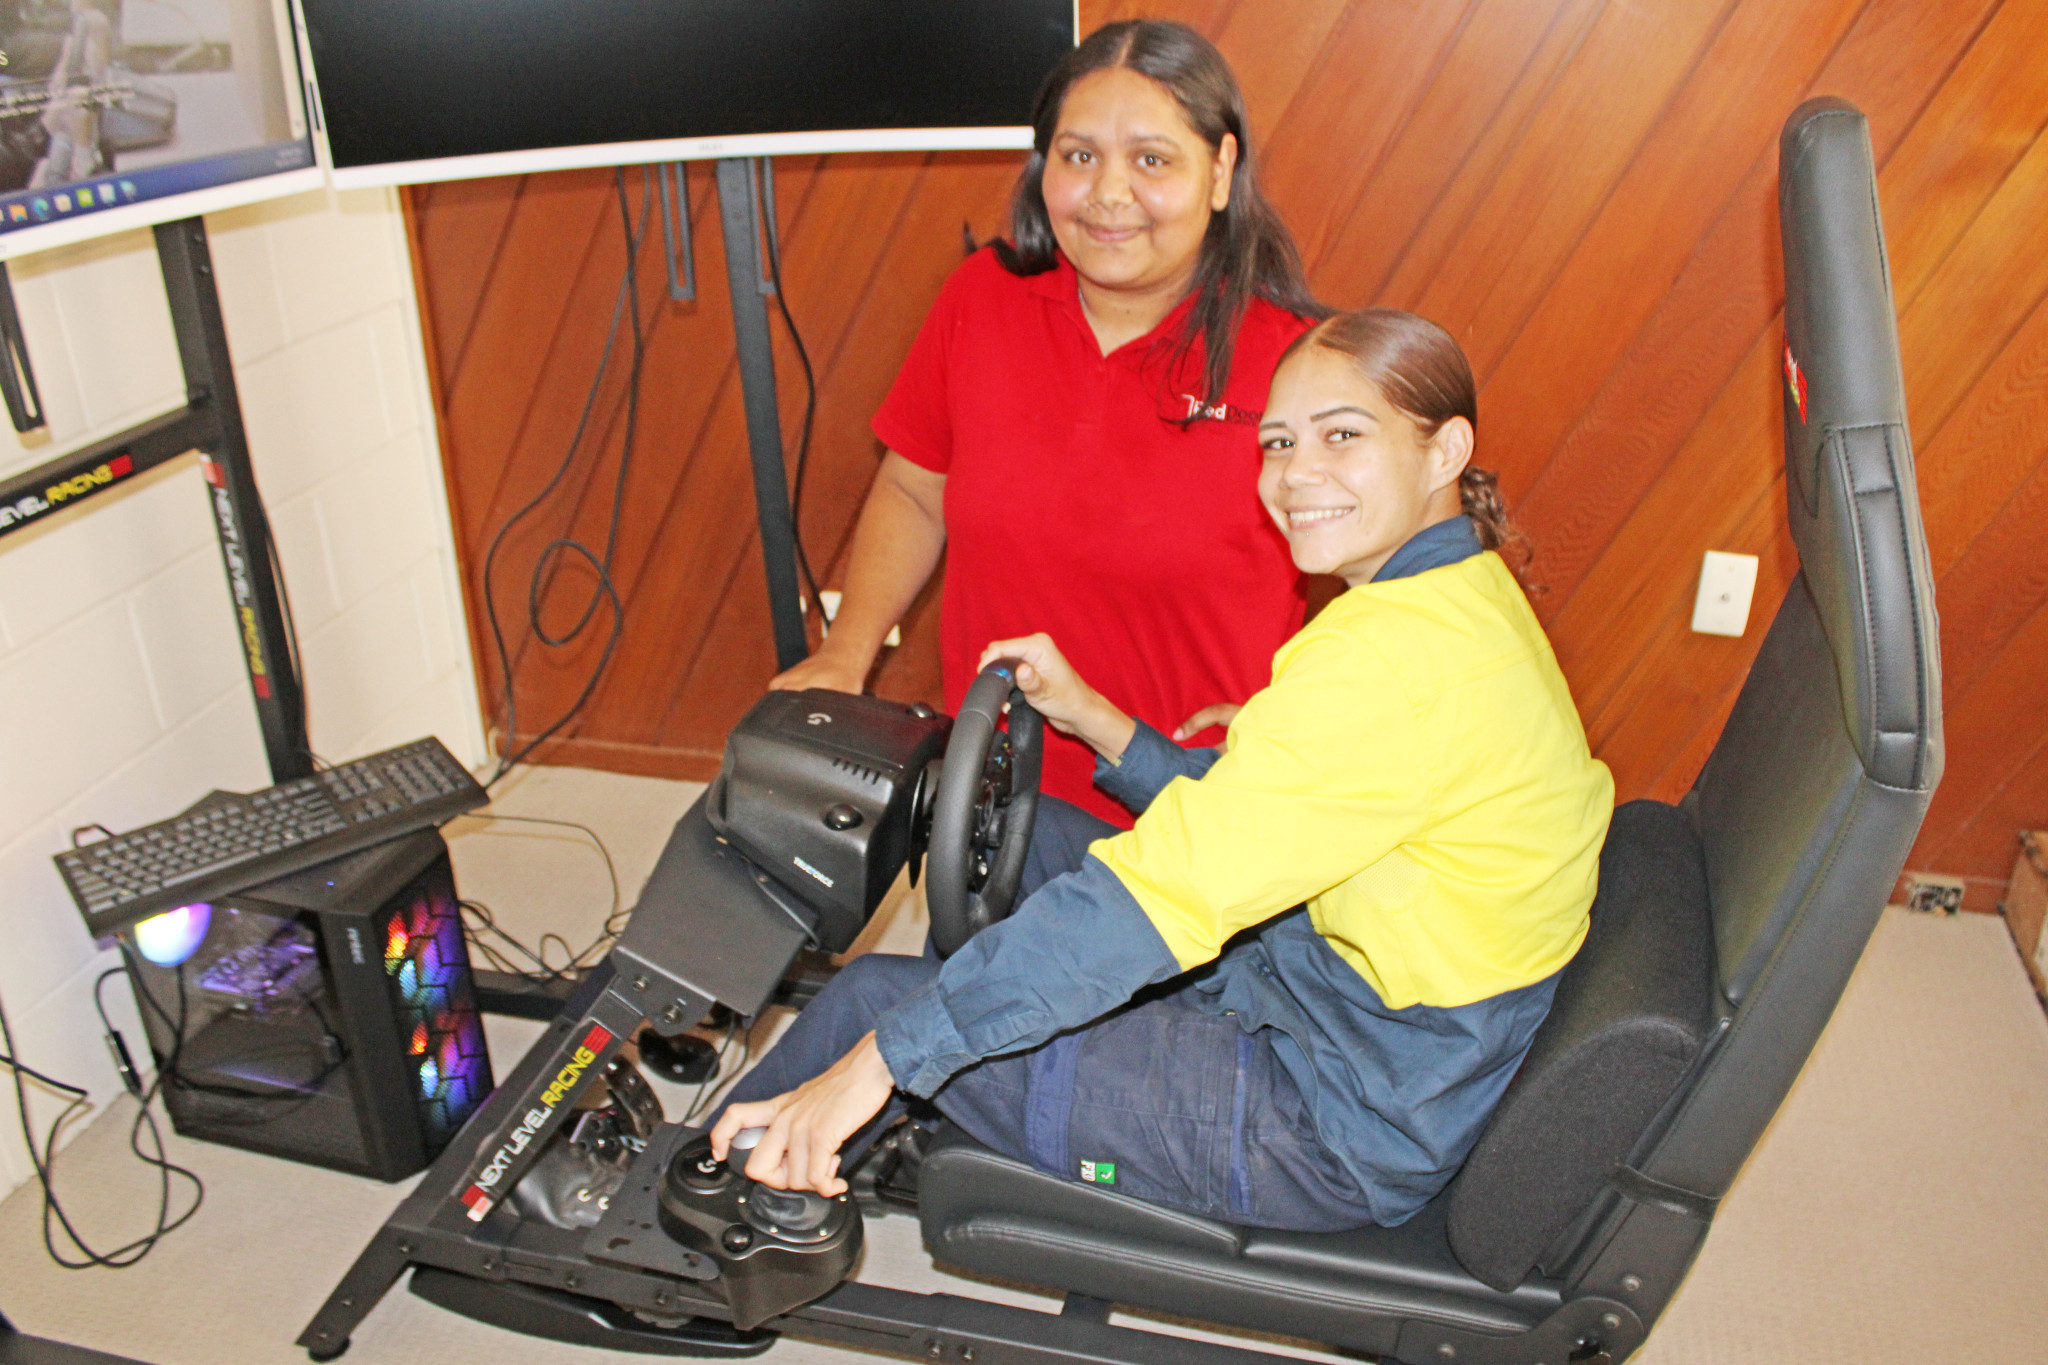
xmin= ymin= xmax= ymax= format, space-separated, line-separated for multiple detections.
xmin=1079 ymin=1160 xmax=1116 ymax=1185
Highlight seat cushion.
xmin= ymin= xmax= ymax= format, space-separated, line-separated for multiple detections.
xmin=1444 ymin=800 xmax=1717 ymax=1291
xmin=918 ymin=1125 xmax=1246 ymax=1257
xmin=917 ymin=1131 xmax=1560 ymax=1355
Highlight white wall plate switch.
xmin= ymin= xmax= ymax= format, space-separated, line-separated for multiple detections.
xmin=1691 ymin=550 xmax=1760 ymax=637
xmin=815 ymin=589 xmax=900 ymax=647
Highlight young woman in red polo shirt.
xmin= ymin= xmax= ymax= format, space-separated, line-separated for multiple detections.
xmin=770 ymin=20 xmax=1325 ymax=828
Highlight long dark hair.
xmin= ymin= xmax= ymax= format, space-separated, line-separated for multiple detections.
xmin=1284 ymin=309 xmax=1530 ymax=571
xmin=994 ymin=20 xmax=1324 ymax=407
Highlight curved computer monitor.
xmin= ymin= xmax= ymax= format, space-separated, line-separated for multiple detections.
xmin=0 ymin=0 xmax=318 ymax=261
xmin=295 ymin=0 xmax=1077 ymax=187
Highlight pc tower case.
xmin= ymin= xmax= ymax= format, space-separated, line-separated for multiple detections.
xmin=122 ymin=828 xmax=494 ymax=1180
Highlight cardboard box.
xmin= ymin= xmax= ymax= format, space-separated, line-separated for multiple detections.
xmin=2005 ymin=832 xmax=2048 ymax=998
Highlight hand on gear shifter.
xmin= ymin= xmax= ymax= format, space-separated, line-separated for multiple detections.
xmin=725 ymin=1125 xmax=767 ymax=1175
xmin=709 ymin=1031 xmax=896 ymax=1196
xmin=656 ymin=1130 xmax=863 ymax=1331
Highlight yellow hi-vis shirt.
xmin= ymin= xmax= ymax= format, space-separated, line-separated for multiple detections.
xmin=1092 ymin=551 xmax=1613 ymax=1010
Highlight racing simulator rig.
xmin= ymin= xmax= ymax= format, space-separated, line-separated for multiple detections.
xmin=299 ymin=99 xmax=1943 ymax=1365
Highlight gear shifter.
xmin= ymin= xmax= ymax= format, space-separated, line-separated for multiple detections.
xmin=722 ymin=1127 xmax=839 ymax=1235
xmin=725 ymin=1124 xmax=767 ymax=1174
xmin=653 ymin=1129 xmax=862 ymax=1330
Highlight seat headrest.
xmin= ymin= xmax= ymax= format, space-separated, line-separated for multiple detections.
xmin=1775 ymin=98 xmax=1941 ymax=791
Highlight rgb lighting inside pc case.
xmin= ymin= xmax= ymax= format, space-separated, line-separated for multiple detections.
xmin=120 ymin=832 xmax=491 ymax=1179
xmin=378 ymin=888 xmax=492 ymax=1144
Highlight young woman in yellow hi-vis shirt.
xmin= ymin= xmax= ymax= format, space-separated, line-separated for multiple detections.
xmin=710 ymin=310 xmax=1614 ymax=1232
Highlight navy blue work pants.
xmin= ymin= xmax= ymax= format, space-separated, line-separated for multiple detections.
xmin=712 ymin=798 xmax=1376 ymax=1231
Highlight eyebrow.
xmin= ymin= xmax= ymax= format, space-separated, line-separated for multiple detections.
xmin=1308 ymin=405 xmax=1378 ymax=423
xmin=1054 ymin=130 xmax=1182 ymax=149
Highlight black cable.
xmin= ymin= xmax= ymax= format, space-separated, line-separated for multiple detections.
xmin=1 ymin=975 xmax=203 ymax=1269
xmin=452 ymin=812 xmax=626 ymax=983
xmin=481 ymin=168 xmax=654 ymax=784
xmin=759 ymin=159 xmax=825 ymax=623
xmin=680 ymin=1015 xmax=743 ymax=1125
xmin=459 ymin=899 xmax=560 ymax=980
xmin=91 ymin=971 xmax=135 ymax=1087
xmin=0 ymin=1050 xmax=80 ymax=1094
xmin=684 ymin=1009 xmax=769 ymax=1128
xmin=459 ymin=895 xmax=625 ymax=984
xmin=471 ymin=813 xmax=621 ymax=913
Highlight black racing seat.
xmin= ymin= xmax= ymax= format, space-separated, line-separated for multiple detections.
xmin=916 ymin=97 xmax=1943 ymax=1365
xmin=919 ymin=798 xmax=1713 ymax=1362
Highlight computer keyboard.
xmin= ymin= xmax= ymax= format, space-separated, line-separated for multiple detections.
xmin=56 ymin=738 xmax=489 ymax=937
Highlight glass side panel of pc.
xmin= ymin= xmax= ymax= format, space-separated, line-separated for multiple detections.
xmin=123 ymin=833 xmax=494 ymax=1181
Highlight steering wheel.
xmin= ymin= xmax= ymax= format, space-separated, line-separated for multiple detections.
xmin=924 ymin=661 xmax=1043 ymax=958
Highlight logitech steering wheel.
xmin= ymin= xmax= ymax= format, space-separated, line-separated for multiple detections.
xmin=924 ymin=661 xmax=1043 ymax=958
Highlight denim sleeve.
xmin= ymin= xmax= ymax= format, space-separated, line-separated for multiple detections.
xmin=874 ymin=855 xmax=1182 ymax=1097
xmin=1094 ymin=720 xmax=1221 ymax=816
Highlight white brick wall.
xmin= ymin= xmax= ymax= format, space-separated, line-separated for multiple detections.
xmin=0 ymin=188 xmax=487 ymax=1197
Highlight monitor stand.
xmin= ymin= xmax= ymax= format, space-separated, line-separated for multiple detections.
xmin=0 ymin=219 xmax=313 ymax=786
xmin=713 ymin=157 xmax=808 ymax=675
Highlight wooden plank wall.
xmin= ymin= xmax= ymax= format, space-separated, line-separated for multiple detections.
xmin=404 ymin=0 xmax=2048 ymax=906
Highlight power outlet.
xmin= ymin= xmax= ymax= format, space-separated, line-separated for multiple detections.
xmin=814 ymin=590 xmax=900 ymax=647
xmin=1903 ymin=873 xmax=1965 ymax=915
xmin=1691 ymin=551 xmax=1760 ymax=636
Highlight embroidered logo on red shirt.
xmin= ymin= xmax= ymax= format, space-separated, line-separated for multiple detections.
xmin=1172 ymin=394 xmax=1261 ymax=426
xmin=1783 ymin=343 xmax=1809 ymax=424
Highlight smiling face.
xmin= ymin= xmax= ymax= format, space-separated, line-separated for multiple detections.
xmin=1040 ymin=66 xmax=1235 ymax=305
xmin=1258 ymin=345 xmax=1473 ymax=587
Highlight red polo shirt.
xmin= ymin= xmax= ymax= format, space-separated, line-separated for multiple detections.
xmin=874 ymin=248 xmax=1312 ymax=827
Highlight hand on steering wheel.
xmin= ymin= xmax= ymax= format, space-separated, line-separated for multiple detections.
xmin=924 ymin=659 xmax=1044 ymax=958
xmin=976 ymin=634 xmax=1137 ymax=761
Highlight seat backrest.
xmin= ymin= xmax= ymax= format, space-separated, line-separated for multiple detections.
xmin=1444 ymin=800 xmax=1716 ymax=1290
xmin=1443 ymin=99 xmax=1942 ymax=1294
xmin=1642 ymin=97 xmax=1941 ymax=1203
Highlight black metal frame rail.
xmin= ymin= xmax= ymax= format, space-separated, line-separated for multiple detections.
xmin=0 ymin=218 xmax=312 ymax=786
xmin=714 ymin=157 xmax=808 ymax=673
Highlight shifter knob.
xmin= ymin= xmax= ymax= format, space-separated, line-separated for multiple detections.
xmin=726 ymin=1125 xmax=767 ymax=1176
